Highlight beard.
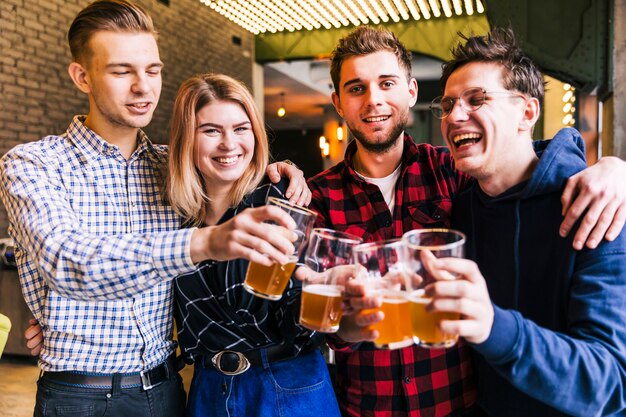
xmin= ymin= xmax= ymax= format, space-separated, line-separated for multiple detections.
xmin=346 ymin=111 xmax=408 ymax=155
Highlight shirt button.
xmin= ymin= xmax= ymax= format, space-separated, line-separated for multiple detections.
xmin=106 ymin=393 xmax=112 ymax=398
xmin=404 ymin=377 xmax=411 ymax=384
xmin=385 ymin=220 xmax=391 ymax=227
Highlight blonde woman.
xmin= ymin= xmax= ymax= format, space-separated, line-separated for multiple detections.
xmin=168 ymin=74 xmax=340 ymax=417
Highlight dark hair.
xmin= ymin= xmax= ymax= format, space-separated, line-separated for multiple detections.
xmin=440 ymin=27 xmax=544 ymax=101
xmin=68 ymin=0 xmax=156 ymax=64
xmin=330 ymin=26 xmax=412 ymax=95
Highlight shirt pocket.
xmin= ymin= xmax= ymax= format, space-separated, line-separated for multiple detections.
xmin=408 ymin=198 xmax=453 ymax=229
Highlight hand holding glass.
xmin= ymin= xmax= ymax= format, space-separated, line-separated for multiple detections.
xmin=403 ymin=228 xmax=466 ymax=349
xmin=352 ymin=239 xmax=414 ymax=350
xmin=299 ymin=228 xmax=362 ymax=333
xmin=243 ymin=197 xmax=317 ymax=301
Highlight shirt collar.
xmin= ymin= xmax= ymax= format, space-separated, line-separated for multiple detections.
xmin=66 ymin=115 xmax=158 ymax=164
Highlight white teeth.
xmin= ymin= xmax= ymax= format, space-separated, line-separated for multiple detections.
xmin=215 ymin=156 xmax=238 ymax=164
xmin=453 ymin=132 xmax=481 ymax=144
xmin=365 ymin=116 xmax=389 ymax=122
xmin=130 ymin=103 xmax=149 ymax=108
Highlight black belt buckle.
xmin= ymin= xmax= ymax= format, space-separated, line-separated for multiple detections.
xmin=140 ymin=360 xmax=170 ymax=390
xmin=211 ymin=350 xmax=250 ymax=376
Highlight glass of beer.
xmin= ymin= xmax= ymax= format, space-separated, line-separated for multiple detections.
xmin=243 ymin=197 xmax=317 ymax=301
xmin=352 ymin=239 xmax=414 ymax=350
xmin=299 ymin=228 xmax=362 ymax=333
xmin=403 ymin=228 xmax=466 ymax=349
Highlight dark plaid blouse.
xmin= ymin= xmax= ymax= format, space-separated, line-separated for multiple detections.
xmin=174 ymin=179 xmax=319 ymax=362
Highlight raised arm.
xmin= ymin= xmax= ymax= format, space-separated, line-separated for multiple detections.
xmin=0 ymin=147 xmax=195 ymax=301
xmin=560 ymin=156 xmax=626 ymax=250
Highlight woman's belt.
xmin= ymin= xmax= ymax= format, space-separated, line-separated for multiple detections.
xmin=202 ymin=344 xmax=313 ymax=376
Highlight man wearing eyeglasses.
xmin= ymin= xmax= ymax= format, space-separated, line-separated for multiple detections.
xmin=306 ymin=25 xmax=626 ymax=417
xmin=421 ymin=28 xmax=626 ymax=416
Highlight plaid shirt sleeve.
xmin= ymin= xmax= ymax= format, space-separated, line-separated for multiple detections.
xmin=0 ymin=141 xmax=195 ymax=301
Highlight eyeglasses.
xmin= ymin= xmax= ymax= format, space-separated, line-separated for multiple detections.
xmin=430 ymin=87 xmax=527 ymax=119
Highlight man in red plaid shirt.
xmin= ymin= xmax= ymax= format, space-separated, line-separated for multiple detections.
xmin=307 ymin=26 xmax=626 ymax=417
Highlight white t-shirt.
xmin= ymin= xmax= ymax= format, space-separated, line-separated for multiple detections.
xmin=355 ymin=164 xmax=402 ymax=213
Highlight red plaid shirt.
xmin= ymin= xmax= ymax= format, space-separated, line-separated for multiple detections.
xmin=308 ymin=134 xmax=477 ymax=417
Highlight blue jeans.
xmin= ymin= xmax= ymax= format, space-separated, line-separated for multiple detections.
xmin=186 ymin=349 xmax=340 ymax=417
xmin=34 ymin=372 xmax=186 ymax=417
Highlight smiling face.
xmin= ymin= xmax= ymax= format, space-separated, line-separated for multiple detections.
xmin=77 ymin=31 xmax=162 ymax=138
xmin=194 ymin=100 xmax=255 ymax=193
xmin=332 ymin=50 xmax=418 ymax=154
xmin=441 ymin=62 xmax=534 ymax=183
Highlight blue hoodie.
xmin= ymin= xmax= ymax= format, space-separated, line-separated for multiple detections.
xmin=452 ymin=128 xmax=626 ymax=416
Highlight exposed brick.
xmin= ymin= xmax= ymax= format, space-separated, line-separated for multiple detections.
xmin=0 ymin=0 xmax=254 ymax=234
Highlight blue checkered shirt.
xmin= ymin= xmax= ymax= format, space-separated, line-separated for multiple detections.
xmin=0 ymin=116 xmax=196 ymax=373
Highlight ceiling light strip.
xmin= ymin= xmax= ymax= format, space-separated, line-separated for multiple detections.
xmin=368 ymin=0 xmax=391 ymax=23
xmin=392 ymin=0 xmax=410 ymax=20
xmin=235 ymin=0 xmax=281 ymax=32
xmin=428 ymin=0 xmax=441 ymax=17
xmin=272 ymin=0 xmax=309 ymax=30
xmin=259 ymin=0 xmax=299 ymax=31
xmin=279 ymin=0 xmax=319 ymax=30
xmin=269 ymin=1 xmax=302 ymax=30
xmin=380 ymin=0 xmax=401 ymax=22
xmin=303 ymin=1 xmax=333 ymax=29
xmin=243 ymin=0 xmax=287 ymax=32
xmin=356 ymin=0 xmax=381 ymax=24
xmin=476 ymin=0 xmax=485 ymax=13
xmin=404 ymin=0 xmax=421 ymax=20
xmin=451 ymin=0 xmax=463 ymax=15
xmin=319 ymin=0 xmax=350 ymax=27
xmin=295 ymin=1 xmax=325 ymax=29
xmin=334 ymin=1 xmax=363 ymax=26
xmin=415 ymin=0 xmax=430 ymax=19
xmin=345 ymin=0 xmax=370 ymax=24
xmin=439 ymin=0 xmax=453 ymax=17
xmin=212 ymin=1 xmax=268 ymax=33
xmin=308 ymin=1 xmax=341 ymax=29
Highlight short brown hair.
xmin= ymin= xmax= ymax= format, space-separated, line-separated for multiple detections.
xmin=68 ymin=0 xmax=156 ymax=64
xmin=330 ymin=26 xmax=412 ymax=95
xmin=168 ymin=74 xmax=269 ymax=226
xmin=440 ymin=27 xmax=544 ymax=101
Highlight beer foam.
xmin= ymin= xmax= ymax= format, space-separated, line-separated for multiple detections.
xmin=304 ymin=284 xmax=342 ymax=297
xmin=408 ymin=289 xmax=430 ymax=304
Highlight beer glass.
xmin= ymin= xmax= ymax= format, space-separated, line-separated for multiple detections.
xmin=352 ymin=239 xmax=414 ymax=350
xmin=299 ymin=228 xmax=362 ymax=333
xmin=403 ymin=228 xmax=466 ymax=349
xmin=243 ymin=197 xmax=317 ymax=301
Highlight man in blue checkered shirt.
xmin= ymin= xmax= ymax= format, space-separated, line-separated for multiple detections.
xmin=0 ymin=1 xmax=308 ymax=416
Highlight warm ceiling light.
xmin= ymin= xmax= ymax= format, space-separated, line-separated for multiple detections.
xmin=337 ymin=126 xmax=344 ymax=141
xmin=201 ymin=1 xmax=484 ymax=33
xmin=451 ymin=0 xmax=463 ymax=15
xmin=440 ymin=0 xmax=453 ymax=17
xmin=476 ymin=0 xmax=485 ymax=13
xmin=277 ymin=92 xmax=287 ymax=118
xmin=428 ymin=0 xmax=441 ymax=17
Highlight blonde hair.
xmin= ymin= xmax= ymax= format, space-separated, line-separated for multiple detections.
xmin=168 ymin=73 xmax=269 ymax=226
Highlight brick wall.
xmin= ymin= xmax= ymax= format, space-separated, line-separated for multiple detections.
xmin=0 ymin=0 xmax=254 ymax=235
